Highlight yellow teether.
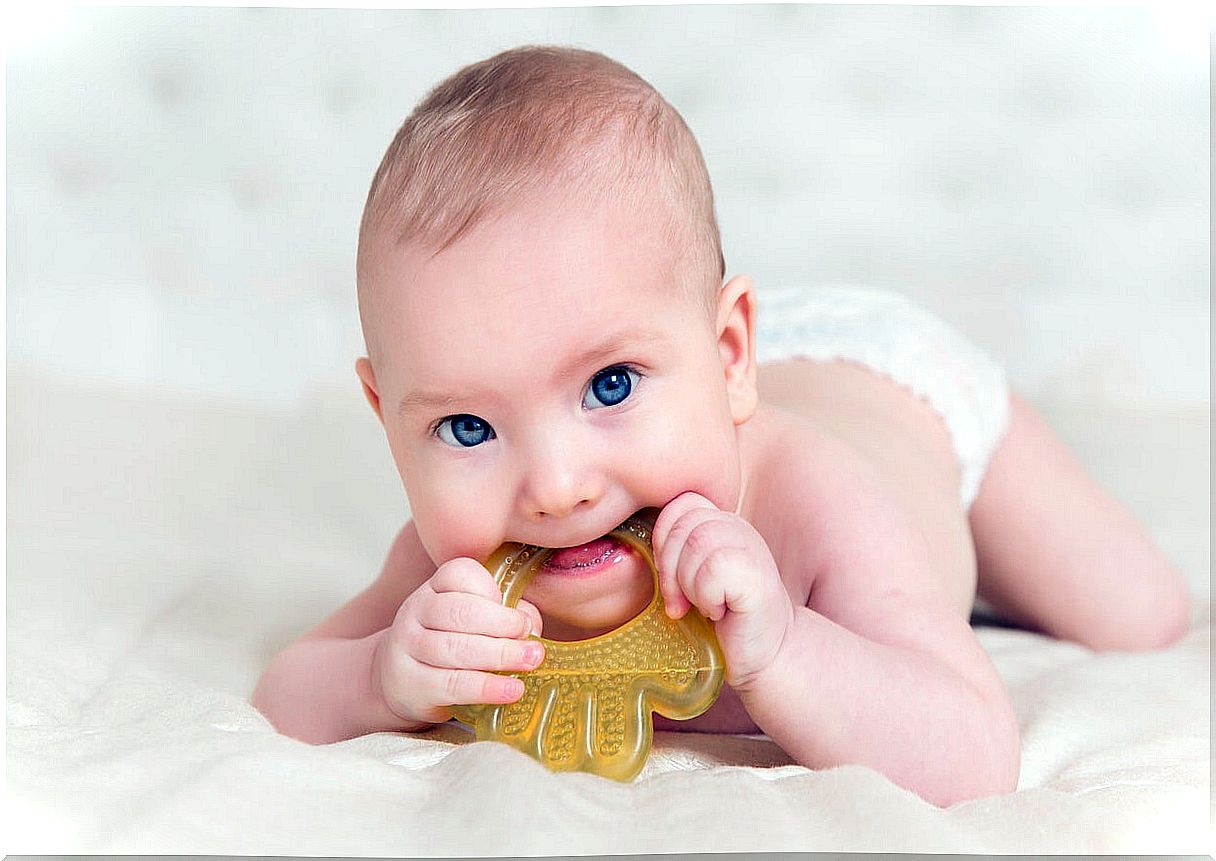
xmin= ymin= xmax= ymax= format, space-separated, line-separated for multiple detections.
xmin=450 ymin=510 xmax=726 ymax=781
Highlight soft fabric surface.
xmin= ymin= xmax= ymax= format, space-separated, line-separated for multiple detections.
xmin=6 ymin=369 xmax=1211 ymax=854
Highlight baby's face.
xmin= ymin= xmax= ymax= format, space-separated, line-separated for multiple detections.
xmin=359 ymin=192 xmax=751 ymax=638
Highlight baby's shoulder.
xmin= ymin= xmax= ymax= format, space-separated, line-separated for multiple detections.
xmin=743 ymin=406 xmax=914 ymax=595
xmin=745 ymin=403 xmax=977 ymax=623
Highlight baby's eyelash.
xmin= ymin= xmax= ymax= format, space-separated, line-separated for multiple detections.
xmin=604 ymin=363 xmax=645 ymax=384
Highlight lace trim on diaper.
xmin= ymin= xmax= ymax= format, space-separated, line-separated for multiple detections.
xmin=754 ymin=285 xmax=1010 ymax=510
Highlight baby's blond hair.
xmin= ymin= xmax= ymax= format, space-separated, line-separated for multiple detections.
xmin=356 ymin=45 xmax=724 ymax=358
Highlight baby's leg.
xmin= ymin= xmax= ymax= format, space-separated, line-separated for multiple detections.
xmin=968 ymin=394 xmax=1189 ymax=651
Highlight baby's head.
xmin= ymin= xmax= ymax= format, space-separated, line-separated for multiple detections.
xmin=355 ymin=45 xmax=759 ymax=637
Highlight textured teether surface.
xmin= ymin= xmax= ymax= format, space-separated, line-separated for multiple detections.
xmin=450 ymin=512 xmax=725 ymax=781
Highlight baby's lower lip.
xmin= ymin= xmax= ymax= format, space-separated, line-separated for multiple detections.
xmin=542 ymin=536 xmax=629 ymax=575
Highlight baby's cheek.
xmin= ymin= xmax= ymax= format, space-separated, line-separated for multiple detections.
xmin=401 ymin=456 xmax=490 ymax=538
xmin=637 ymin=421 xmax=739 ymax=511
xmin=411 ymin=497 xmax=497 ymax=566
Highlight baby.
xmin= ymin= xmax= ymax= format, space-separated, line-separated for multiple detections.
xmin=252 ymin=45 xmax=1189 ymax=806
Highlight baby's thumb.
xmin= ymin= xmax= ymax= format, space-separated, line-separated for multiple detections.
xmin=516 ymin=599 xmax=544 ymax=639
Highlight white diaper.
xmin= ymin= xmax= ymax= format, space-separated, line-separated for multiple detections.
xmin=754 ymin=285 xmax=1010 ymax=510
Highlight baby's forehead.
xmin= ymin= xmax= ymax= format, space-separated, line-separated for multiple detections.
xmin=403 ymin=283 xmax=671 ymax=352
xmin=367 ymin=192 xmax=710 ymax=378
xmin=392 ymin=280 xmax=682 ymax=377
xmin=400 ymin=223 xmax=681 ymax=318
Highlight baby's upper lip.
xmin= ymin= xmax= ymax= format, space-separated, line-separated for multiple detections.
xmin=525 ymin=507 xmax=657 ymax=550
xmin=537 ymin=527 xmax=618 ymax=551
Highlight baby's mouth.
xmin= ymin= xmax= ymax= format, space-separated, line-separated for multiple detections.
xmin=538 ymin=508 xmax=656 ymax=571
xmin=542 ymin=535 xmax=623 ymax=571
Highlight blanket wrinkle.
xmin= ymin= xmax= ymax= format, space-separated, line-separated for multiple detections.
xmin=68 ymin=574 xmax=210 ymax=715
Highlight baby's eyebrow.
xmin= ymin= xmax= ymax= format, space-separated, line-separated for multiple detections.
xmin=397 ymin=390 xmax=473 ymax=415
xmin=397 ymin=326 xmax=668 ymax=417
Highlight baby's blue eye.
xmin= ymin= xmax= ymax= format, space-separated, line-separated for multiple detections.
xmin=584 ymin=366 xmax=638 ymax=410
xmin=435 ymin=414 xmax=495 ymax=448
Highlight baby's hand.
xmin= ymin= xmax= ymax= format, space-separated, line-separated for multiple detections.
xmin=653 ymin=492 xmax=795 ymax=692
xmin=374 ymin=558 xmax=545 ymax=726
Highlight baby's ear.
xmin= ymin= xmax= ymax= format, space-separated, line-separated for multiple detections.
xmin=716 ymin=275 xmax=759 ymax=426
xmin=355 ymin=357 xmax=385 ymax=426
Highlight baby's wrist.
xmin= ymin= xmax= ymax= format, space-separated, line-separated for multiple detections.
xmin=363 ymin=630 xmax=432 ymax=733
xmin=730 ymin=604 xmax=805 ymax=704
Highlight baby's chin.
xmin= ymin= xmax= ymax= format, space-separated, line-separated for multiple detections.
xmin=524 ymin=558 xmax=655 ymax=641
xmin=536 ymin=598 xmax=653 ymax=641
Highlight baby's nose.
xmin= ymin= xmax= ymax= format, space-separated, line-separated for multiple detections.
xmin=525 ymin=484 xmax=596 ymax=522
xmin=519 ymin=467 xmax=601 ymax=522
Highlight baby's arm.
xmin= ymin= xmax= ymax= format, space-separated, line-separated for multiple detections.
xmin=741 ymin=575 xmax=1021 ymax=807
xmin=653 ymin=490 xmax=1019 ymax=806
xmin=252 ymin=520 xmax=544 ymax=744
xmin=252 ymin=520 xmax=436 ymax=742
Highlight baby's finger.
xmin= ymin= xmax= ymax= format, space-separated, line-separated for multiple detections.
xmin=415 ymin=629 xmax=545 ymax=673
xmin=515 ymin=599 xmax=544 ymax=639
xmin=428 ymin=667 xmax=528 ymax=707
xmin=418 ymin=591 xmax=534 ymax=638
xmin=652 ymin=491 xmax=720 ymax=557
xmin=672 ymin=520 xmax=730 ymax=621
xmin=682 ymin=544 xmax=749 ymax=622
xmin=659 ymin=565 xmax=692 ymax=620
xmin=430 ymin=557 xmax=503 ymax=603
xmin=657 ymin=509 xmax=728 ymax=618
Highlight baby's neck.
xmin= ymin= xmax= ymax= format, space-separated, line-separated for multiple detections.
xmin=732 ymin=400 xmax=782 ymax=524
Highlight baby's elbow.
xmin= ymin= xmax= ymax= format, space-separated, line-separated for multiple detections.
xmin=251 ymin=649 xmax=321 ymax=742
xmin=251 ymin=657 xmax=289 ymax=731
xmin=956 ymin=698 xmax=1021 ymax=805
xmin=984 ymin=715 xmax=1022 ymax=801
xmin=918 ymin=689 xmax=1021 ymax=808
xmin=920 ymin=750 xmax=1020 ymax=808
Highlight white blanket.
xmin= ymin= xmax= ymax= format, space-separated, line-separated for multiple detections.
xmin=6 ymin=370 xmax=1211 ymax=854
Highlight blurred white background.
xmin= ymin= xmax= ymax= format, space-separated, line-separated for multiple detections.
xmin=5 ymin=13 xmax=1211 ymax=850
xmin=6 ymin=3 xmax=1210 ymax=412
